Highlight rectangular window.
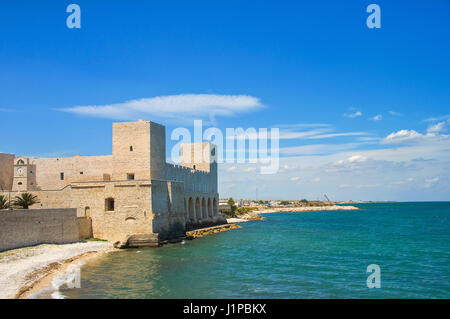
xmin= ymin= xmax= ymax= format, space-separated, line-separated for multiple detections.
xmin=60 ymin=172 xmax=64 ymax=180
xmin=105 ymin=198 xmax=114 ymax=211
xmin=127 ymin=173 xmax=135 ymax=180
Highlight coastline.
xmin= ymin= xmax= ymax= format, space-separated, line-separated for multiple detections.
xmin=256 ymin=205 xmax=360 ymax=214
xmin=226 ymin=205 xmax=359 ymax=223
xmin=0 ymin=241 xmax=114 ymax=299
xmin=4 ymin=205 xmax=359 ymax=299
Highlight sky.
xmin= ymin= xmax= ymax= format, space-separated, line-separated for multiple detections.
xmin=0 ymin=0 xmax=449 ymax=201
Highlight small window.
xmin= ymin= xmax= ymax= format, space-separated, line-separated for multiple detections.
xmin=18 ymin=182 xmax=22 ymax=185
xmin=30 ymin=171 xmax=33 ymax=174
xmin=17 ymin=159 xmax=24 ymax=165
xmin=80 ymin=171 xmax=83 ymax=175
xmin=105 ymin=198 xmax=115 ymax=211
xmin=60 ymin=172 xmax=64 ymax=180
xmin=193 ymin=165 xmax=196 ymax=170
xmin=130 ymin=146 xmax=133 ymax=151
xmin=127 ymin=173 xmax=135 ymax=180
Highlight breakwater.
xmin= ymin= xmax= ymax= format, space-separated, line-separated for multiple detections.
xmin=186 ymin=223 xmax=242 ymax=239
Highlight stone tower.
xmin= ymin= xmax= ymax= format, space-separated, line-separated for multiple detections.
xmin=112 ymin=120 xmax=167 ymax=181
xmin=12 ymin=157 xmax=36 ymax=191
xmin=180 ymin=142 xmax=218 ymax=193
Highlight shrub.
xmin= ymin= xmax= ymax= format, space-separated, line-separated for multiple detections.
xmin=13 ymin=193 xmax=40 ymax=209
xmin=0 ymin=195 xmax=11 ymax=210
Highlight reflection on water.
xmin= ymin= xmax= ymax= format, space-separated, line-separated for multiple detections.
xmin=62 ymin=203 xmax=450 ymax=299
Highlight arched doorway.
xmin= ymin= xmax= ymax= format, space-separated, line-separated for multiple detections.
xmin=188 ymin=197 xmax=195 ymax=221
xmin=202 ymin=198 xmax=207 ymax=219
xmin=195 ymin=197 xmax=201 ymax=220
xmin=208 ymin=198 xmax=212 ymax=217
xmin=213 ymin=198 xmax=218 ymax=215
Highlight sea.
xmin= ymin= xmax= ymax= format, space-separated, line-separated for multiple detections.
xmin=52 ymin=202 xmax=449 ymax=298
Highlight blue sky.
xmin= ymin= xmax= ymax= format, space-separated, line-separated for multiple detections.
xmin=0 ymin=0 xmax=449 ymax=201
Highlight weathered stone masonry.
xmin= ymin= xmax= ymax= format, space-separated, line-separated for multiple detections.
xmin=0 ymin=120 xmax=225 ymax=244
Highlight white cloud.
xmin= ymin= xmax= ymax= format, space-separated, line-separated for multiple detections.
xmin=219 ymin=140 xmax=450 ymax=200
xmin=275 ymin=123 xmax=331 ymax=129
xmin=370 ymin=114 xmax=382 ymax=121
xmin=280 ymin=142 xmax=369 ymax=156
xmin=389 ymin=111 xmax=402 ymax=116
xmin=344 ymin=111 xmax=362 ymax=118
xmin=307 ymin=132 xmax=368 ymax=139
xmin=424 ymin=177 xmax=439 ymax=188
xmin=348 ymin=155 xmax=367 ymax=163
xmin=59 ymin=94 xmax=263 ymax=122
xmin=382 ymin=128 xmax=450 ymax=145
xmin=335 ymin=154 xmax=367 ymax=165
xmin=425 ymin=114 xmax=450 ymax=122
xmin=382 ymin=130 xmax=424 ymax=144
xmin=427 ymin=121 xmax=448 ymax=134
xmin=229 ymin=126 xmax=368 ymax=141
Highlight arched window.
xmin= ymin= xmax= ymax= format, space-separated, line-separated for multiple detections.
xmin=85 ymin=206 xmax=91 ymax=217
xmin=130 ymin=146 xmax=133 ymax=151
xmin=105 ymin=198 xmax=115 ymax=211
xmin=17 ymin=159 xmax=24 ymax=165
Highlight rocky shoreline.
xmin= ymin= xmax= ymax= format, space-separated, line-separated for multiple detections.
xmin=257 ymin=205 xmax=360 ymax=214
xmin=226 ymin=205 xmax=359 ymax=223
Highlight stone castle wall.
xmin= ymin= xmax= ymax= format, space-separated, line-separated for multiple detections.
xmin=77 ymin=217 xmax=92 ymax=240
xmin=0 ymin=153 xmax=14 ymax=191
xmin=0 ymin=208 xmax=79 ymax=252
xmin=0 ymin=120 xmax=222 ymax=245
xmin=18 ymin=155 xmax=113 ymax=191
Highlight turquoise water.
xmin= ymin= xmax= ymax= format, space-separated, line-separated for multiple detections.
xmin=64 ymin=203 xmax=449 ymax=298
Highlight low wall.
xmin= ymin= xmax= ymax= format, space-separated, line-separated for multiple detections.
xmin=0 ymin=208 xmax=79 ymax=252
xmin=77 ymin=217 xmax=92 ymax=240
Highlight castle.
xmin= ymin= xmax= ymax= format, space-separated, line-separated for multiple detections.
xmin=0 ymin=120 xmax=224 ymax=245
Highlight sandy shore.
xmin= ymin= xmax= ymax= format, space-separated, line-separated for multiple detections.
xmin=0 ymin=241 xmax=114 ymax=299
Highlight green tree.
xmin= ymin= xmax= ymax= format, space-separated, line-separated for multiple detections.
xmin=0 ymin=195 xmax=11 ymax=210
xmin=280 ymin=201 xmax=291 ymax=205
xmin=227 ymin=197 xmax=237 ymax=216
xmin=13 ymin=193 xmax=39 ymax=209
